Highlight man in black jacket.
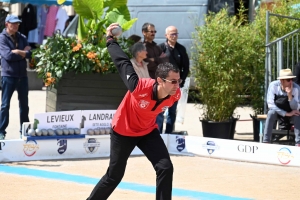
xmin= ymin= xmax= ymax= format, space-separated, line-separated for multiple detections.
xmin=157 ymin=26 xmax=190 ymax=134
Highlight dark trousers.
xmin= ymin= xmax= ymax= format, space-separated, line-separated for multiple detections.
xmin=0 ymin=77 xmax=29 ymax=135
xmin=87 ymin=129 xmax=173 ymax=200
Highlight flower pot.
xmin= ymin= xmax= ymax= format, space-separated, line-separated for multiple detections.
xmin=250 ymin=114 xmax=260 ymax=142
xmin=200 ymin=117 xmax=238 ymax=139
xmin=228 ymin=116 xmax=240 ymax=140
xmin=46 ymin=72 xmax=127 ymax=112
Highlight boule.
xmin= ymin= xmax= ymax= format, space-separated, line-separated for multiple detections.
xmin=111 ymin=26 xmax=122 ymax=37
xmin=28 ymin=129 xmax=36 ymax=136
xmin=99 ymin=128 xmax=105 ymax=135
xmin=105 ymin=128 xmax=111 ymax=135
xmin=87 ymin=129 xmax=94 ymax=135
xmin=48 ymin=129 xmax=55 ymax=136
xmin=41 ymin=129 xmax=48 ymax=136
xmin=94 ymin=128 xmax=100 ymax=135
xmin=68 ymin=128 xmax=74 ymax=135
xmin=35 ymin=129 xmax=42 ymax=136
xmin=63 ymin=128 xmax=69 ymax=135
xmin=56 ymin=129 xmax=63 ymax=135
xmin=74 ymin=128 xmax=81 ymax=135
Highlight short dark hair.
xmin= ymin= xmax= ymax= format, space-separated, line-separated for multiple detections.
xmin=142 ymin=22 xmax=155 ymax=33
xmin=155 ymin=62 xmax=179 ymax=79
xmin=128 ymin=34 xmax=141 ymax=44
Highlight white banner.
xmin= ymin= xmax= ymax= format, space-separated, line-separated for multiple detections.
xmin=34 ymin=110 xmax=82 ymax=130
xmin=1 ymin=133 xmax=300 ymax=167
xmin=176 ymin=77 xmax=190 ymax=124
xmin=81 ymin=110 xmax=116 ymax=135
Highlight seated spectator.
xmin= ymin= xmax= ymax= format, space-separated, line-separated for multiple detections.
xmin=263 ymin=68 xmax=300 ymax=146
xmin=130 ymin=42 xmax=150 ymax=78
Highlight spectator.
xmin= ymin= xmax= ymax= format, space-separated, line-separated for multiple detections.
xmin=157 ymin=26 xmax=190 ymax=133
xmin=0 ymin=15 xmax=32 ymax=140
xmin=130 ymin=42 xmax=150 ymax=78
xmin=142 ymin=22 xmax=168 ymax=79
xmin=263 ymin=68 xmax=300 ymax=146
xmin=128 ymin=34 xmax=142 ymax=44
xmin=86 ymin=23 xmax=181 ymax=200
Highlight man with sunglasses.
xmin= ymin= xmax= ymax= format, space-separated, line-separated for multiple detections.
xmin=263 ymin=68 xmax=300 ymax=146
xmin=0 ymin=15 xmax=31 ymax=140
xmin=87 ymin=23 xmax=181 ymax=200
xmin=142 ymin=22 xmax=168 ymax=79
xmin=157 ymin=25 xmax=190 ymax=134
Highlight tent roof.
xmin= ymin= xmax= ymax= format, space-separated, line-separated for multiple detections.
xmin=0 ymin=0 xmax=72 ymax=5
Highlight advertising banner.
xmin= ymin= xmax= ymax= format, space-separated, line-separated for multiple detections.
xmin=34 ymin=110 xmax=82 ymax=131
xmin=81 ymin=110 xmax=116 ymax=135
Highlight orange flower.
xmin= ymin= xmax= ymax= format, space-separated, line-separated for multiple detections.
xmin=46 ymin=72 xmax=51 ymax=77
xmin=87 ymin=52 xmax=97 ymax=59
xmin=72 ymin=43 xmax=82 ymax=52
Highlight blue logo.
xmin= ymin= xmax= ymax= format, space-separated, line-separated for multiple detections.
xmin=57 ymin=139 xmax=67 ymax=154
xmin=202 ymin=141 xmax=220 ymax=155
xmin=176 ymin=136 xmax=185 ymax=152
xmin=83 ymin=138 xmax=100 ymax=153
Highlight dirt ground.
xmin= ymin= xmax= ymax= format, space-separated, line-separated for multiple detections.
xmin=1 ymin=155 xmax=300 ymax=200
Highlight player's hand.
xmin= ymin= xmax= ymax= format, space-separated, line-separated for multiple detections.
xmin=106 ymin=23 xmax=120 ymax=37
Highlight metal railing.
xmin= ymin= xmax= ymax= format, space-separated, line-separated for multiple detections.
xmin=264 ymin=11 xmax=300 ymax=113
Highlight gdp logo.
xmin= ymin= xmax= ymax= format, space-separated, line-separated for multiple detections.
xmin=277 ymin=147 xmax=294 ymax=165
xmin=57 ymin=139 xmax=67 ymax=154
xmin=83 ymin=138 xmax=100 ymax=154
xmin=176 ymin=136 xmax=185 ymax=152
xmin=0 ymin=141 xmax=5 ymax=152
xmin=202 ymin=141 xmax=220 ymax=155
xmin=23 ymin=140 xmax=39 ymax=157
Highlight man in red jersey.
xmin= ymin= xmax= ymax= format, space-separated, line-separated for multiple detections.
xmin=86 ymin=23 xmax=181 ymax=200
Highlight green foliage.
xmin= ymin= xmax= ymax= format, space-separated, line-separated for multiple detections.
xmin=192 ymin=0 xmax=300 ymax=120
xmin=192 ymin=4 xmax=265 ymax=121
xmin=32 ymin=0 xmax=136 ymax=87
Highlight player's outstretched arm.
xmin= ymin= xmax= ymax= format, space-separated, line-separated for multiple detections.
xmin=106 ymin=23 xmax=138 ymax=92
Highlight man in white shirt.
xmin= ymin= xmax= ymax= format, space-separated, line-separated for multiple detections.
xmin=263 ymin=68 xmax=300 ymax=146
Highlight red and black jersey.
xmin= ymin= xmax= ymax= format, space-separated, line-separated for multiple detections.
xmin=107 ymin=38 xmax=181 ymax=137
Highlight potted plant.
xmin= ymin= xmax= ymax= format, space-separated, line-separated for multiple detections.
xmin=191 ymin=5 xmax=265 ymax=139
xmin=32 ymin=0 xmax=137 ymax=111
xmin=248 ymin=0 xmax=300 ymax=141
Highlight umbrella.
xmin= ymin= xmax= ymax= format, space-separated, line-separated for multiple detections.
xmin=0 ymin=0 xmax=73 ymax=5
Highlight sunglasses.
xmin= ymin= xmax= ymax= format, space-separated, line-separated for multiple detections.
xmin=162 ymin=78 xmax=182 ymax=84
xmin=169 ymin=33 xmax=179 ymax=36
xmin=147 ymin=30 xmax=157 ymax=34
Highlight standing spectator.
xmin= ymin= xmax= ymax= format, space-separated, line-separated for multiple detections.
xmin=157 ymin=26 xmax=190 ymax=133
xmin=142 ymin=22 xmax=168 ymax=79
xmin=86 ymin=23 xmax=181 ymax=200
xmin=0 ymin=15 xmax=32 ymax=140
xmin=128 ymin=34 xmax=142 ymax=44
xmin=130 ymin=42 xmax=150 ymax=78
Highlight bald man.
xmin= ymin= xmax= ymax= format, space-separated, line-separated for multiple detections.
xmin=157 ymin=26 xmax=190 ymax=134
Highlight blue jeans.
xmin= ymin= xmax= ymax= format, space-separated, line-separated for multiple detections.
xmin=156 ymin=101 xmax=178 ymax=134
xmin=0 ymin=76 xmax=29 ymax=135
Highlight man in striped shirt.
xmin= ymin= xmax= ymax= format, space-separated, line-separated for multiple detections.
xmin=263 ymin=68 xmax=300 ymax=146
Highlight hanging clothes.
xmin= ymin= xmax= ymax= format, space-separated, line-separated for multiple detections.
xmin=55 ymin=6 xmax=69 ymax=34
xmin=28 ymin=5 xmax=48 ymax=44
xmin=0 ymin=9 xmax=9 ymax=31
xmin=19 ymin=4 xmax=38 ymax=37
xmin=44 ymin=5 xmax=59 ymax=37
